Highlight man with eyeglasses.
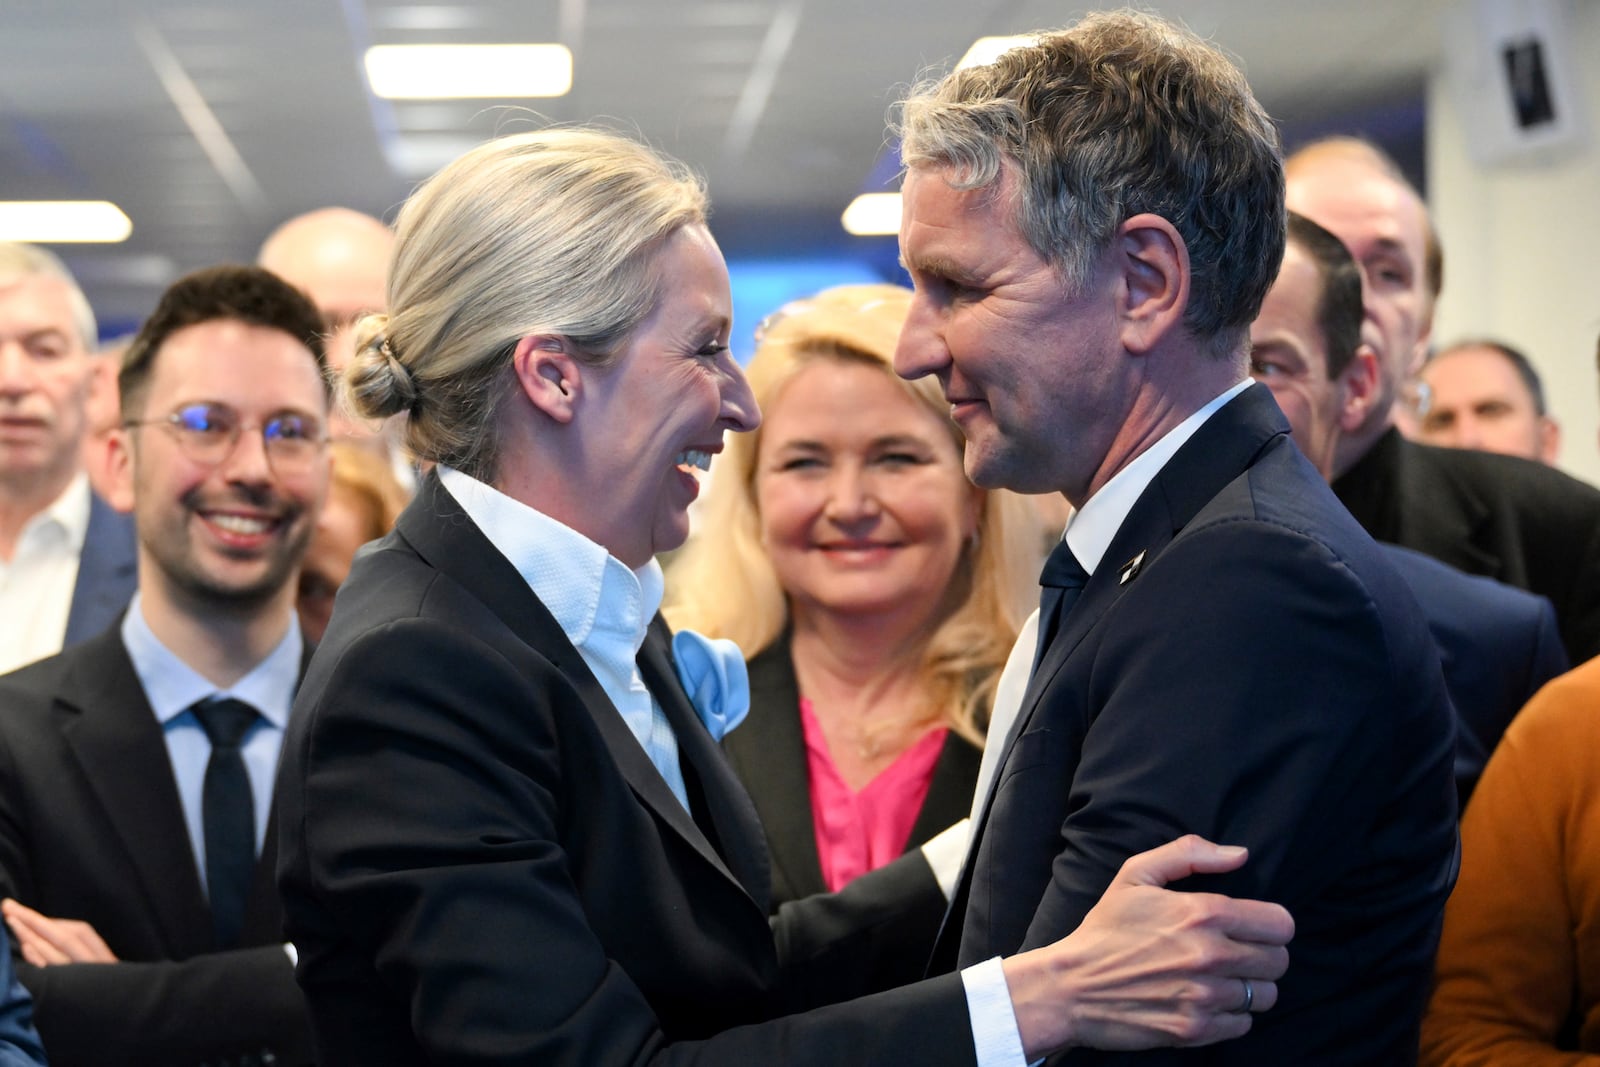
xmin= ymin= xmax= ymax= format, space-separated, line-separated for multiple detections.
xmin=0 ymin=243 xmax=136 ymax=675
xmin=0 ymin=265 xmax=328 ymax=1066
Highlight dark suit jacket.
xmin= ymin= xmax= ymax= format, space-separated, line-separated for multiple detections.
xmin=275 ymin=475 xmax=967 ymax=1065
xmin=61 ymin=490 xmax=137 ymax=649
xmin=725 ymin=633 xmax=981 ymax=908
xmin=1382 ymin=543 xmax=1568 ymax=808
xmin=0 ymin=630 xmax=314 ymax=1067
xmin=1334 ymin=427 xmax=1600 ymax=663
xmin=943 ymin=385 xmax=1459 ymax=1064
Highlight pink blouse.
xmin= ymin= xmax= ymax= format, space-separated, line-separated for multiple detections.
xmin=799 ymin=697 xmax=947 ymax=893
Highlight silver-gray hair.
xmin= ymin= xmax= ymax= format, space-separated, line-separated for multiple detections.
xmin=0 ymin=242 xmax=98 ymax=350
xmin=895 ymin=10 xmax=1285 ymax=359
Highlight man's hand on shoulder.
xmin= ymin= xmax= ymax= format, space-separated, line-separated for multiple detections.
xmin=1003 ymin=836 xmax=1293 ymax=1059
xmin=1 ymin=899 xmax=117 ymax=966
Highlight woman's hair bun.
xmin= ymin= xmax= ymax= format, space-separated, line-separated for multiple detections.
xmin=345 ymin=312 xmax=418 ymax=420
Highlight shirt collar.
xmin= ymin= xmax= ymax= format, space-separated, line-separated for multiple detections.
xmin=437 ymin=466 xmax=664 ymax=655
xmin=1065 ymin=379 xmax=1252 ymax=575
xmin=25 ymin=472 xmax=92 ymax=552
xmin=121 ymin=592 xmax=302 ymax=728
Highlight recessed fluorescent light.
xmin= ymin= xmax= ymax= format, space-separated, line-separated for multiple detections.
xmin=841 ymin=192 xmax=902 ymax=237
xmin=364 ymin=44 xmax=572 ymax=99
xmin=957 ymin=35 xmax=1036 ymax=69
xmin=0 ymin=202 xmax=132 ymax=243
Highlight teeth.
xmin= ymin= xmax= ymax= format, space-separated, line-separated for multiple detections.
xmin=675 ymin=449 xmax=712 ymax=472
xmin=207 ymin=514 xmax=273 ymax=535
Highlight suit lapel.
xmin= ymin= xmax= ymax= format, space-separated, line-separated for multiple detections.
xmin=55 ymin=631 xmax=212 ymax=956
xmin=937 ymin=387 xmax=1292 ymax=970
xmin=639 ymin=622 xmax=771 ymax=907
xmin=1004 ymin=387 xmax=1290 ymax=803
xmin=1394 ymin=439 xmax=1502 ymax=578
xmin=729 ymin=635 xmax=827 ymax=900
xmin=396 ymin=475 xmax=761 ymax=907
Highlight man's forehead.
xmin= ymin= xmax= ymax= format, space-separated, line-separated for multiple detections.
xmin=0 ymin=275 xmax=82 ymax=336
xmin=1428 ymin=346 xmax=1529 ymax=395
xmin=899 ymin=169 xmax=1009 ymax=263
xmin=1287 ymin=162 xmax=1424 ymax=249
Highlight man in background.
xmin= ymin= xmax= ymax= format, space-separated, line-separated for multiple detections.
xmin=1287 ymin=137 xmax=1600 ymax=662
xmin=257 ymin=208 xmax=410 ymax=477
xmin=0 ymin=265 xmax=329 ymax=1065
xmin=0 ymin=243 xmax=135 ymax=673
xmin=1418 ymin=339 xmax=1560 ymax=464
xmin=1251 ymin=213 xmax=1567 ymax=807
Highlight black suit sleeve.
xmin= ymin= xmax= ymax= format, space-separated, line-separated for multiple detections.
xmin=1015 ymin=524 xmax=1457 ymax=1061
xmin=771 ymin=849 xmax=951 ymax=1008
xmin=17 ymin=949 xmax=306 ymax=1067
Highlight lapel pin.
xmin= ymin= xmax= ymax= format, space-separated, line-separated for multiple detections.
xmin=1119 ymin=550 xmax=1147 ymax=585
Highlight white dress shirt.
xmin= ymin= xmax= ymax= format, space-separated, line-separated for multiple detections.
xmin=121 ymin=594 xmax=301 ymax=892
xmin=0 ymin=473 xmax=90 ymax=675
xmin=964 ymin=379 xmax=1252 ymax=1065
xmin=438 ymin=466 xmax=693 ymax=809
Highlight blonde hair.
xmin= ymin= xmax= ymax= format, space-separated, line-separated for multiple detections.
xmin=344 ymin=128 xmax=708 ymax=479
xmin=664 ymin=284 xmax=1043 ymax=744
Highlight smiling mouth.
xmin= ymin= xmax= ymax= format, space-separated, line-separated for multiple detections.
xmin=674 ymin=449 xmax=713 ymax=472
xmin=199 ymin=511 xmax=282 ymax=538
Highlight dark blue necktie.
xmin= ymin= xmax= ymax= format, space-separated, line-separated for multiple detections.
xmin=192 ymin=697 xmax=259 ymax=948
xmin=1035 ymin=539 xmax=1090 ymax=671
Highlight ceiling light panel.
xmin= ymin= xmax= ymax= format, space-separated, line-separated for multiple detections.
xmin=0 ymin=201 xmax=132 ymax=243
xmin=365 ymin=44 xmax=573 ymax=99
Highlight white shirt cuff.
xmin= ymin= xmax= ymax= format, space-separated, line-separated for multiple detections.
xmin=962 ymin=955 xmax=1028 ymax=1067
xmin=919 ymin=818 xmax=972 ymax=901
xmin=283 ymin=942 xmax=298 ymax=966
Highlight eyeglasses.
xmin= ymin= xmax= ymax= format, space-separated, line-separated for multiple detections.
xmin=124 ymin=402 xmax=328 ymax=475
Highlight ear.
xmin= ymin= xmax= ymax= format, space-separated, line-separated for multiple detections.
xmin=1336 ymin=343 xmax=1381 ymax=434
xmin=511 ymin=334 xmax=583 ymax=425
xmin=1539 ymin=416 xmax=1562 ymax=466
xmin=1113 ymin=213 xmax=1190 ymax=356
xmin=106 ymin=428 xmax=136 ymax=513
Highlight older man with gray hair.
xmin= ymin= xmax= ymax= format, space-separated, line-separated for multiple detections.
xmin=0 ymin=243 xmax=135 ymax=673
xmin=894 ymin=12 xmax=1457 ymax=1063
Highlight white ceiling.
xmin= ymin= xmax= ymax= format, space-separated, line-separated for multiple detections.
xmin=1 ymin=0 xmax=1447 ymax=329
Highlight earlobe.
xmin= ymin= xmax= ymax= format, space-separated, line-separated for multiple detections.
xmin=511 ymin=335 xmax=581 ymax=424
xmin=1337 ymin=345 xmax=1381 ymax=433
xmin=1115 ymin=214 xmax=1190 ymax=355
xmin=106 ymin=430 xmax=135 ymax=513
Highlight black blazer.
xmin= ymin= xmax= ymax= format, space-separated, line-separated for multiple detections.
xmin=275 ymin=476 xmax=970 ymax=1065
xmin=942 ymin=386 xmax=1460 ymax=1064
xmin=61 ymin=490 xmax=137 ymax=649
xmin=0 ymin=630 xmax=314 ymax=1067
xmin=1334 ymin=427 xmax=1600 ymax=663
xmin=724 ymin=633 xmax=981 ymax=908
xmin=1381 ymin=543 xmax=1568 ymax=808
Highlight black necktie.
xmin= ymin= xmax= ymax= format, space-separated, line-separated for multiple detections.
xmin=191 ymin=697 xmax=259 ymax=948
xmin=1035 ymin=539 xmax=1090 ymax=671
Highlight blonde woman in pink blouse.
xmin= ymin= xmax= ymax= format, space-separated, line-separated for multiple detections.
xmin=666 ymin=284 xmax=1044 ymax=907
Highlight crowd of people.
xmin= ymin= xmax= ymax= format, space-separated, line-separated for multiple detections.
xmin=0 ymin=8 xmax=1594 ymax=1065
